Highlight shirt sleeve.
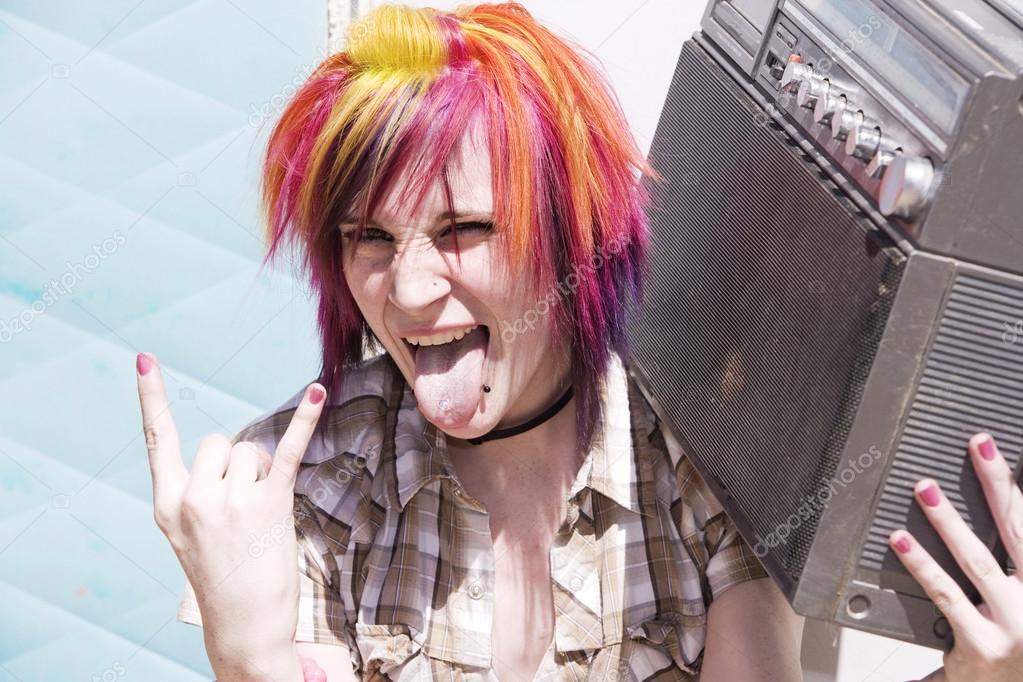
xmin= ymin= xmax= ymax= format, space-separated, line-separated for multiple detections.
xmin=666 ymin=427 xmax=770 ymax=603
xmin=701 ymin=503 xmax=770 ymax=601
xmin=174 ymin=417 xmax=358 ymax=659
xmin=174 ymin=497 xmax=357 ymax=661
xmin=291 ymin=498 xmax=357 ymax=652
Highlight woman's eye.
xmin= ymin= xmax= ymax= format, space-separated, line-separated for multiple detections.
xmin=341 ymin=227 xmax=392 ymax=243
xmin=439 ymin=221 xmax=494 ymax=239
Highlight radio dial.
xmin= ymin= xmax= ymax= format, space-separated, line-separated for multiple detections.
xmin=846 ymin=120 xmax=882 ymax=159
xmin=878 ymin=156 xmax=936 ymax=219
xmin=831 ymin=108 xmax=863 ymax=141
xmin=781 ymin=61 xmax=814 ymax=91
xmin=797 ymin=75 xmax=829 ymax=109
xmin=866 ymin=147 xmax=898 ymax=177
xmin=813 ymin=92 xmax=848 ymax=126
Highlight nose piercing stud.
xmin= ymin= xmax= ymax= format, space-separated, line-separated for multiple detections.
xmin=482 ymin=384 xmax=491 ymax=393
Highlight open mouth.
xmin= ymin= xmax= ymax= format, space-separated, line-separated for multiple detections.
xmin=403 ymin=325 xmax=490 ymax=362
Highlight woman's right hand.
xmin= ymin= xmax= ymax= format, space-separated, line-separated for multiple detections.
xmin=135 ymin=352 xmax=327 ymax=681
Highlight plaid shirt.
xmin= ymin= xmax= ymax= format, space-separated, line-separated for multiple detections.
xmin=178 ymin=352 xmax=768 ymax=680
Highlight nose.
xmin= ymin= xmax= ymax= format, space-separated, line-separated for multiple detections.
xmin=387 ymin=238 xmax=452 ymax=313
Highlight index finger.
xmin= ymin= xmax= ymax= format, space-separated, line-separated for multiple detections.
xmin=268 ymin=383 xmax=326 ymax=488
xmin=136 ymin=352 xmax=188 ymax=498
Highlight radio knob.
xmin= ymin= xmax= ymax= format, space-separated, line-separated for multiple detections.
xmin=797 ymin=75 xmax=829 ymax=109
xmin=878 ymin=156 xmax=936 ymax=218
xmin=781 ymin=61 xmax=814 ymax=91
xmin=866 ymin=147 xmax=898 ymax=177
xmin=813 ymin=92 xmax=848 ymax=126
xmin=846 ymin=120 xmax=882 ymax=159
xmin=831 ymin=108 xmax=863 ymax=141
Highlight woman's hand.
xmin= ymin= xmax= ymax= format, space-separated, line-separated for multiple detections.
xmin=136 ymin=352 xmax=326 ymax=680
xmin=889 ymin=432 xmax=1023 ymax=681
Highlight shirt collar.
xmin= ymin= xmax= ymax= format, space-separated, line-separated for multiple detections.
xmin=575 ymin=353 xmax=659 ymax=515
xmin=389 ymin=353 xmax=660 ymax=514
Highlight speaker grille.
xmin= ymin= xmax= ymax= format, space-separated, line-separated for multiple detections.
xmin=628 ymin=41 xmax=906 ymax=583
xmin=861 ymin=274 xmax=1023 ymax=580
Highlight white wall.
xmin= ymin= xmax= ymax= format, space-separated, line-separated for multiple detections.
xmin=344 ymin=1 xmax=945 ymax=679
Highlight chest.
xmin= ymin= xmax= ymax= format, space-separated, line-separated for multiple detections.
xmin=345 ymin=482 xmax=701 ymax=678
xmin=490 ymin=533 xmax=557 ymax=681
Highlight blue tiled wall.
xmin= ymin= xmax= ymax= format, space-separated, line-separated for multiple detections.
xmin=0 ymin=2 xmax=327 ymax=679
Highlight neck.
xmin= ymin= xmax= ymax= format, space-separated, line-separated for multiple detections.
xmin=445 ymin=391 xmax=579 ymax=485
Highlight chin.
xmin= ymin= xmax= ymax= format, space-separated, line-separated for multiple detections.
xmin=432 ymin=404 xmax=502 ymax=442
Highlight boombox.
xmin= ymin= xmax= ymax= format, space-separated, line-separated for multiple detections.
xmin=625 ymin=0 xmax=1023 ymax=649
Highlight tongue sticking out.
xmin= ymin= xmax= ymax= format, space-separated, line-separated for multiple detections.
xmin=413 ymin=326 xmax=488 ymax=428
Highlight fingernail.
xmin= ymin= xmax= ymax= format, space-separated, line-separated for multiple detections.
xmin=918 ymin=482 xmax=941 ymax=508
xmin=136 ymin=353 xmax=153 ymax=376
xmin=979 ymin=434 xmax=997 ymax=461
xmin=892 ymin=533 xmax=911 ymax=554
xmin=308 ymin=386 xmax=325 ymax=405
xmin=299 ymin=656 xmax=327 ymax=681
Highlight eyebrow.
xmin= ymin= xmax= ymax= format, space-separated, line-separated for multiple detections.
xmin=338 ymin=210 xmax=490 ymax=228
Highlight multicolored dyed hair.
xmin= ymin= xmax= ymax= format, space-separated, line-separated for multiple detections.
xmin=260 ymin=2 xmax=657 ymax=450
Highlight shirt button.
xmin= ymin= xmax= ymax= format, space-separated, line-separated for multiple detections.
xmin=468 ymin=581 xmax=484 ymax=600
xmin=569 ymin=575 xmax=584 ymax=592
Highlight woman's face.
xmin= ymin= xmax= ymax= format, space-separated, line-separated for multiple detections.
xmin=340 ymin=123 xmax=571 ymax=439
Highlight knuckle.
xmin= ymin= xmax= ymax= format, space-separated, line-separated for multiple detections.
xmin=922 ymin=576 xmax=957 ymax=613
xmin=965 ymin=553 xmax=1001 ymax=583
xmin=152 ymin=502 xmax=177 ymax=533
xmin=223 ymin=496 xmax=248 ymax=519
xmin=1007 ymin=513 xmax=1023 ymax=552
xmin=276 ymin=445 xmax=302 ymax=467
xmin=232 ymin=441 xmax=259 ymax=457
xmin=198 ymin=433 xmax=231 ymax=451
xmin=179 ymin=494 xmax=208 ymax=527
xmin=143 ymin=423 xmax=160 ymax=453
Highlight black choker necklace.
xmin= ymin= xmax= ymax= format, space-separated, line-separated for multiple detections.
xmin=466 ymin=385 xmax=574 ymax=445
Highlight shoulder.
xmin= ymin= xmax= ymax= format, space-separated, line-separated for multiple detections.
xmin=628 ymin=377 xmax=770 ymax=598
xmin=231 ymin=352 xmax=401 ymax=462
xmin=623 ymin=369 xmax=724 ymax=528
xmin=232 ymin=353 xmax=407 ymax=550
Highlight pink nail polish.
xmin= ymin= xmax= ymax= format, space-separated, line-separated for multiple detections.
xmin=309 ymin=386 xmax=325 ymax=405
xmin=979 ymin=435 xmax=997 ymax=461
xmin=892 ymin=535 xmax=911 ymax=553
xmin=136 ymin=353 xmax=153 ymax=376
xmin=918 ymin=483 xmax=941 ymax=508
xmin=299 ymin=655 xmax=327 ymax=681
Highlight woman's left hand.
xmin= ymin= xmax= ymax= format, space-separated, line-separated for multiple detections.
xmin=889 ymin=432 xmax=1023 ymax=681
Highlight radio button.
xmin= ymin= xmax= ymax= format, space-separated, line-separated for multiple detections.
xmin=878 ymin=156 xmax=936 ymax=218
xmin=797 ymin=75 xmax=829 ymax=109
xmin=781 ymin=60 xmax=814 ymax=91
xmin=846 ymin=121 xmax=882 ymax=159
xmin=866 ymin=147 xmax=898 ymax=177
xmin=813 ymin=92 xmax=848 ymax=126
xmin=831 ymin=108 xmax=863 ymax=141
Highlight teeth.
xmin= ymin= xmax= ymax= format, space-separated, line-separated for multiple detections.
xmin=406 ymin=324 xmax=479 ymax=347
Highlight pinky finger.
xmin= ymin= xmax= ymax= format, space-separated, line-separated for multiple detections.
xmin=889 ymin=529 xmax=990 ymax=639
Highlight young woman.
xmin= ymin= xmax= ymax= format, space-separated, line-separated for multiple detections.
xmin=136 ymin=3 xmax=1023 ymax=680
